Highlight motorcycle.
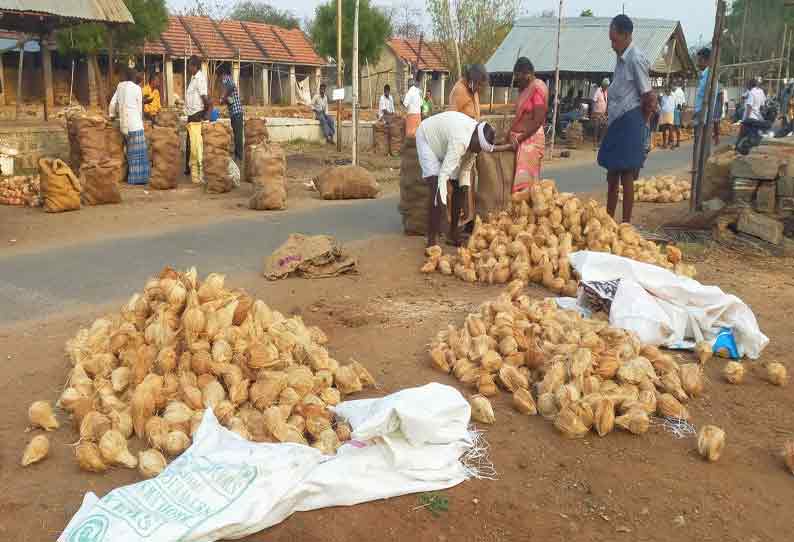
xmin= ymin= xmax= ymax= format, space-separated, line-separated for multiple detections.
xmin=735 ymin=118 xmax=772 ymax=155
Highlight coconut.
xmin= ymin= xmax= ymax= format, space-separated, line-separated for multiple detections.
xmin=198 ymin=272 xmax=225 ymax=303
xmin=164 ymin=431 xmax=191 ymax=456
xmin=111 ymin=366 xmax=131 ymax=393
xmin=478 ymin=372 xmax=498 ymax=396
xmin=593 ymin=398 xmax=615 ymax=437
xmin=250 ymin=372 xmax=288 ymax=409
xmin=723 ymin=362 xmax=745 ymax=384
xmin=201 ymin=379 xmax=226 ymax=409
xmin=99 ymin=429 xmax=138 ymax=468
xmin=191 ymin=349 xmax=212 ymax=375
xmin=498 ymin=365 xmax=528 ymax=392
xmin=138 ymin=449 xmax=167 ymax=478
xmin=287 ymin=366 xmax=315 ymax=397
xmin=288 ymin=415 xmax=306 ymax=435
xmin=110 ymin=409 xmax=134 ymax=439
xmin=313 ymin=428 xmax=341 ymax=455
xmin=145 ymin=416 xmax=169 ymax=450
xmin=537 ymin=392 xmax=559 ymax=419
xmin=430 ymin=346 xmax=451 ymax=373
xmin=554 ymin=407 xmax=589 ymax=438
xmin=470 ymin=395 xmax=495 ymax=424
xmin=248 ymin=341 xmax=281 ymax=370
xmin=335 ymin=421 xmax=352 ymax=442
xmin=680 ymin=363 xmax=704 ymax=397
xmin=80 ymin=411 xmax=112 ymax=442
xmin=695 ymin=341 xmax=713 ymax=365
xmin=163 ymin=401 xmax=194 ymax=433
xmin=76 ymin=442 xmax=108 ymax=473
xmin=697 ymin=425 xmax=726 ymax=462
xmin=29 ymin=401 xmax=59 ymax=431
xmin=595 ymin=354 xmax=619 ymax=379
xmin=335 ymin=365 xmax=363 ymax=395
xmin=765 ymin=362 xmax=788 ymax=386
xmin=657 ymin=393 xmax=689 ymax=420
xmin=156 ymin=347 xmax=178 ymax=374
xmin=21 ymin=435 xmax=50 ymax=467
xmin=615 ymin=408 xmax=649 ymax=435
xmin=512 ymin=388 xmax=537 ymax=415
xmin=228 ymin=417 xmax=252 ymax=440
xmin=319 ymin=387 xmax=341 ymax=406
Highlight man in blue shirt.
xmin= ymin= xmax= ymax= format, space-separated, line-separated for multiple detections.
xmin=597 ymin=14 xmax=657 ymax=224
xmin=693 ymin=48 xmax=718 ymax=163
xmin=220 ymin=64 xmax=244 ymax=162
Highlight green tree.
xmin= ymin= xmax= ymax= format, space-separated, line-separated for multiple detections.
xmin=231 ymin=1 xmax=299 ymax=28
xmin=310 ymin=0 xmax=392 ymax=81
xmin=427 ymin=0 xmax=518 ymax=78
xmin=57 ymin=0 xmax=168 ymax=104
xmin=580 ymin=9 xmax=594 ymax=17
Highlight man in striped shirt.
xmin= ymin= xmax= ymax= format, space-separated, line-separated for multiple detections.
xmin=220 ymin=65 xmax=244 ymax=161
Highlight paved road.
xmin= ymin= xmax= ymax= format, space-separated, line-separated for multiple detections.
xmin=0 ymin=143 xmax=699 ymax=324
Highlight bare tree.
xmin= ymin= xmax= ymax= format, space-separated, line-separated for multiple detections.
xmin=386 ymin=4 xmax=425 ymax=41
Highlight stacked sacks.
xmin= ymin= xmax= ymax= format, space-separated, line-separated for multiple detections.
xmin=155 ymin=111 xmax=179 ymax=128
xmin=430 ymin=288 xmax=706 ymax=439
xmin=33 ymin=267 xmax=374 ymax=476
xmin=80 ymin=160 xmax=124 ymax=205
xmin=314 ymin=165 xmax=380 ymax=200
xmin=244 ymin=119 xmax=270 ymax=182
xmin=202 ymin=123 xmax=234 ymax=194
xmin=149 ymin=126 xmax=181 ymax=190
xmin=72 ymin=115 xmax=106 ymax=166
xmin=421 ymin=179 xmax=695 ymax=291
xmin=373 ymin=115 xmax=405 ymax=156
xmin=398 ymin=137 xmax=430 ymax=235
xmin=249 ymin=143 xmax=287 ymax=210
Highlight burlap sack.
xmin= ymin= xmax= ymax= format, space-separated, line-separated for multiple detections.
xmin=398 ymin=137 xmax=428 ymax=235
xmin=39 ymin=158 xmax=81 ymax=213
xmin=314 ymin=165 xmax=380 ymax=200
xmin=249 ymin=143 xmax=287 ymax=210
xmin=203 ymin=123 xmax=234 ymax=193
xmin=80 ymin=159 xmax=123 ymax=205
xmin=244 ymin=118 xmax=269 ymax=145
xmin=476 ymin=150 xmax=515 ymax=220
xmin=373 ymin=115 xmax=405 ymax=156
xmin=155 ymin=111 xmax=179 ymax=128
xmin=74 ymin=116 xmax=107 ymax=165
xmin=149 ymin=126 xmax=181 ymax=190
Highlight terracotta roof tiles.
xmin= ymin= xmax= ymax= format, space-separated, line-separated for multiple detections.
xmin=388 ymin=38 xmax=449 ymax=72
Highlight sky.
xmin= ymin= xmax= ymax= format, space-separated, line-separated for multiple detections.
xmin=167 ymin=0 xmax=717 ymax=47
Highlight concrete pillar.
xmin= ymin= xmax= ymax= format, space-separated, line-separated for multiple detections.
xmin=314 ymin=67 xmax=322 ymax=96
xmin=261 ymin=66 xmax=270 ymax=105
xmin=232 ymin=61 xmax=241 ymax=101
xmin=86 ymin=57 xmax=99 ymax=106
xmin=440 ymin=73 xmax=447 ymax=106
xmin=164 ymin=57 xmax=174 ymax=106
xmin=503 ymin=87 xmax=509 ymax=104
xmin=288 ymin=65 xmax=296 ymax=105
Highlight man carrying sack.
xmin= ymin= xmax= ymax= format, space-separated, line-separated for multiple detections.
xmin=184 ymin=55 xmax=212 ymax=184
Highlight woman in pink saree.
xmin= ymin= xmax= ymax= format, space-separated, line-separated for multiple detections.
xmin=510 ymin=57 xmax=549 ymax=194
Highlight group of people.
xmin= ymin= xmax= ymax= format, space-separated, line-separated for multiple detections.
xmin=109 ymin=55 xmax=245 ymax=187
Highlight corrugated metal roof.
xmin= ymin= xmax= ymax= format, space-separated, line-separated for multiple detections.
xmin=486 ymin=17 xmax=694 ymax=77
xmin=388 ymin=38 xmax=450 ymax=72
xmin=0 ymin=0 xmax=133 ymax=24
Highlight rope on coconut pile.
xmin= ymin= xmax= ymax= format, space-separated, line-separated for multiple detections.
xmin=461 ymin=427 xmax=498 ymax=480
xmin=651 ymin=415 xmax=697 ymax=439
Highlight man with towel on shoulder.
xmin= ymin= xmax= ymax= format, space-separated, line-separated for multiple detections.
xmin=416 ymin=111 xmax=509 ymax=247
xmin=597 ymin=14 xmax=657 ymax=224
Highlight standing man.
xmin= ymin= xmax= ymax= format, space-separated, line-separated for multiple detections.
xmin=671 ymin=79 xmax=687 ymax=148
xmin=743 ymin=78 xmax=767 ymax=121
xmin=184 ymin=56 xmax=211 ymax=184
xmin=659 ymin=87 xmax=676 ymax=149
xmin=379 ymin=84 xmax=396 ymax=155
xmin=403 ymin=79 xmax=422 ymax=137
xmin=591 ymin=78 xmax=609 ymax=148
xmin=448 ymin=64 xmax=488 ymax=120
xmin=421 ymin=88 xmax=434 ymax=120
xmin=220 ymin=64 xmax=244 ymax=162
xmin=311 ymin=83 xmax=335 ymax=144
xmin=597 ymin=14 xmax=656 ymax=224
xmin=109 ymin=68 xmax=150 ymax=185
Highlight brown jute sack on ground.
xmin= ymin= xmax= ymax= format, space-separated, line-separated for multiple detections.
xmin=314 ymin=165 xmax=380 ymax=200
xmin=74 ymin=116 xmax=107 ymax=165
xmin=105 ymin=125 xmax=126 ymax=162
xmin=476 ymin=150 xmax=515 ymax=220
xmin=249 ymin=143 xmax=287 ymax=210
xmin=203 ymin=123 xmax=234 ymax=194
xmin=149 ymin=126 xmax=181 ymax=190
xmin=398 ymin=137 xmax=428 ymax=235
xmin=244 ymin=118 xmax=269 ymax=145
xmin=39 ymin=158 xmax=81 ymax=213
xmin=373 ymin=116 xmax=405 ymax=156
xmin=80 ymin=159 xmax=123 ymax=205
xmin=263 ymin=234 xmax=356 ymax=280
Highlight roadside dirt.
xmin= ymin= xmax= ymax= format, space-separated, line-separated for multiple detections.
xmin=1 ymin=204 xmax=793 ymax=541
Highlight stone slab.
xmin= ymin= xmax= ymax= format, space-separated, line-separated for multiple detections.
xmin=737 ymin=208 xmax=784 ymax=245
xmin=731 ymin=153 xmax=781 ymax=180
xmin=756 ymin=181 xmax=777 ymax=213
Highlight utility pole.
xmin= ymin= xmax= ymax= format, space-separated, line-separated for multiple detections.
xmin=691 ymin=0 xmax=726 ymax=212
xmin=549 ymin=0 xmax=564 ymax=160
xmin=777 ymin=25 xmax=788 ymax=95
xmin=739 ymin=0 xmax=750 ymax=84
xmin=336 ymin=0 xmax=343 ymax=152
xmin=352 ymin=0 xmax=360 ymax=165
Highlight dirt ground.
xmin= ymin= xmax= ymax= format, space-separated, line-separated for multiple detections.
xmin=2 ymin=187 xmax=794 ymax=541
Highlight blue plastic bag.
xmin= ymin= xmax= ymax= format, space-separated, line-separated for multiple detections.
xmin=712 ymin=327 xmax=740 ymax=359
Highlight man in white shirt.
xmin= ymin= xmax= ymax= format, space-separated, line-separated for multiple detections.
xmin=659 ymin=87 xmax=676 ymax=148
xmin=415 ymin=111 xmax=504 ymax=247
xmin=743 ymin=78 xmax=766 ymax=121
xmin=403 ymin=79 xmax=422 ymax=137
xmin=378 ymin=84 xmax=396 ymax=155
xmin=671 ymin=80 xmax=687 ymax=148
xmin=109 ymin=67 xmax=149 ymax=185
xmin=311 ymin=83 xmax=334 ymax=144
xmin=184 ymin=55 xmax=211 ymax=183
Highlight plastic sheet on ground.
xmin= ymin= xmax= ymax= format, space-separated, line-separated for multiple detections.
xmin=569 ymin=251 xmax=768 ymax=359
xmin=59 ymin=383 xmax=485 ymax=542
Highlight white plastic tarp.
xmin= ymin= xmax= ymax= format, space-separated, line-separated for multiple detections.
xmin=59 ymin=383 xmax=482 ymax=542
xmin=569 ymin=251 xmax=768 ymax=358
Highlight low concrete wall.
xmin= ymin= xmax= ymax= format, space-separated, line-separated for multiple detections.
xmin=263 ymin=117 xmax=374 ymax=147
xmin=0 ymin=122 xmax=69 ymax=173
